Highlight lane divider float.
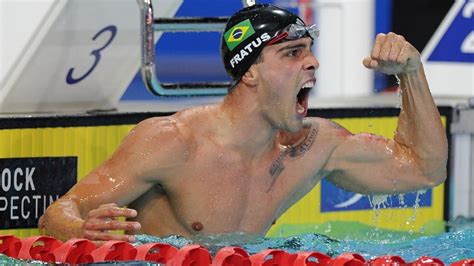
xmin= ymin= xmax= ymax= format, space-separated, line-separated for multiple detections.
xmin=0 ymin=235 xmax=472 ymax=265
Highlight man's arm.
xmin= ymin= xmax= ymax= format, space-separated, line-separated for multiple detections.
xmin=323 ymin=32 xmax=448 ymax=194
xmin=39 ymin=117 xmax=188 ymax=241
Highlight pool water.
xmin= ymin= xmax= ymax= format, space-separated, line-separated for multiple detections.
xmin=135 ymin=227 xmax=474 ymax=264
xmin=1 ymin=223 xmax=472 ymax=264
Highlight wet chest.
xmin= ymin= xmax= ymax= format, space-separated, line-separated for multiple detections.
xmin=165 ymin=148 xmax=286 ymax=234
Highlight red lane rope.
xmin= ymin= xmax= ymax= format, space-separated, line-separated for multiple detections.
xmin=1 ymin=235 xmax=472 ymax=265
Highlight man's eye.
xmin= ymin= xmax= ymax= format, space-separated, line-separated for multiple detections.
xmin=286 ymin=49 xmax=300 ymax=57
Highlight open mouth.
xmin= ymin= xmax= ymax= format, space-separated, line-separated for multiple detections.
xmin=296 ymin=80 xmax=314 ymax=117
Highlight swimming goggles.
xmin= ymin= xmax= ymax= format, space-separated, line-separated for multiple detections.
xmin=268 ymin=23 xmax=320 ymax=45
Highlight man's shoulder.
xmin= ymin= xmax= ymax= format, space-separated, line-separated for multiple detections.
xmin=136 ymin=115 xmax=183 ymax=136
xmin=115 ymin=115 xmax=191 ymax=170
xmin=304 ymin=117 xmax=352 ymax=143
xmin=127 ymin=115 xmax=191 ymax=151
xmin=132 ymin=107 xmax=214 ymax=147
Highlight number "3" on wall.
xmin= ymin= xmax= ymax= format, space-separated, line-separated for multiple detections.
xmin=66 ymin=25 xmax=117 ymax=85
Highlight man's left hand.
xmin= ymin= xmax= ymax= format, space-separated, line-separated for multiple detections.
xmin=363 ymin=32 xmax=421 ymax=75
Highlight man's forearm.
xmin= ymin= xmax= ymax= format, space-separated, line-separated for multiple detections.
xmin=39 ymin=198 xmax=85 ymax=241
xmin=394 ymin=64 xmax=448 ymax=184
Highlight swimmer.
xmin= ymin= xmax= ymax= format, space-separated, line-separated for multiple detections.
xmin=39 ymin=4 xmax=448 ymax=243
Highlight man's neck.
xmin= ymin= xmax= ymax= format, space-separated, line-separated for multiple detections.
xmin=214 ymin=92 xmax=279 ymax=159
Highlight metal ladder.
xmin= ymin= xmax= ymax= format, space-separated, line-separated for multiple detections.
xmin=137 ymin=0 xmax=254 ymax=96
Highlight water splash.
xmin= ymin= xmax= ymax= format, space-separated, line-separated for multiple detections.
xmin=395 ymin=74 xmax=403 ymax=108
xmin=404 ymin=190 xmax=426 ymax=233
xmin=368 ymin=194 xmax=390 ymax=218
xmin=367 ymin=194 xmax=391 ymax=240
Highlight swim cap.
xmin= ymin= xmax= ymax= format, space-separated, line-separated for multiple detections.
xmin=221 ymin=4 xmax=317 ymax=81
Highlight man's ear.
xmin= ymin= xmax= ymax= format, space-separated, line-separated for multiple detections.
xmin=241 ymin=66 xmax=258 ymax=89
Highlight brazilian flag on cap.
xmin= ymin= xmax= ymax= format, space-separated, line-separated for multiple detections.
xmin=224 ymin=19 xmax=256 ymax=51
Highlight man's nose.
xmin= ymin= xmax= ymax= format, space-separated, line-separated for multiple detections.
xmin=303 ymin=53 xmax=319 ymax=71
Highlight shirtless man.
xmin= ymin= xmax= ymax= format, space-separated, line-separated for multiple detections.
xmin=39 ymin=4 xmax=448 ymax=243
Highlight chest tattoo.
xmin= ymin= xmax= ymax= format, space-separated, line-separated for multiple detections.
xmin=269 ymin=148 xmax=292 ymax=177
xmin=267 ymin=126 xmax=318 ymax=191
xmin=289 ymin=127 xmax=318 ymax=157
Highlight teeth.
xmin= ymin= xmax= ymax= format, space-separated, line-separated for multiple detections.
xmin=301 ymin=81 xmax=315 ymax=89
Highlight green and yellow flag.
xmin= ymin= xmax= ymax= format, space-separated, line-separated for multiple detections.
xmin=224 ymin=19 xmax=256 ymax=51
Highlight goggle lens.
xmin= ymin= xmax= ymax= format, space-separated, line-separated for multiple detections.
xmin=268 ymin=23 xmax=319 ymax=45
xmin=287 ymin=24 xmax=319 ymax=39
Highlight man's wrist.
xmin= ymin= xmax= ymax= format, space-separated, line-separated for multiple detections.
xmin=399 ymin=62 xmax=424 ymax=78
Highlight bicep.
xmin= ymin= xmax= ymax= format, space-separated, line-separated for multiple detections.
xmin=323 ymin=128 xmax=426 ymax=194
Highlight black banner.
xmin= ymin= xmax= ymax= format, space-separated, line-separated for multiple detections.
xmin=0 ymin=157 xmax=77 ymax=229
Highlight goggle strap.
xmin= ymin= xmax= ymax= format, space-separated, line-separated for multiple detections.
xmin=267 ymin=32 xmax=289 ymax=46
